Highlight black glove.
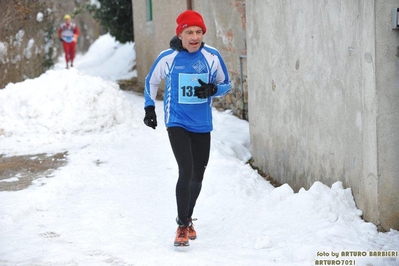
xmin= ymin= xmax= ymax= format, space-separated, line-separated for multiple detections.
xmin=143 ymin=106 xmax=157 ymax=129
xmin=59 ymin=38 xmax=63 ymax=42
xmin=194 ymin=79 xmax=217 ymax=99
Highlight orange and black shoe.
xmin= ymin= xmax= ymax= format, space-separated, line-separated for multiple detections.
xmin=188 ymin=218 xmax=197 ymax=240
xmin=174 ymin=225 xmax=189 ymax=246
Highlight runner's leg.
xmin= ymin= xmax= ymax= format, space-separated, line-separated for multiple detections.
xmin=168 ymin=127 xmax=193 ymax=226
xmin=70 ymin=42 xmax=76 ymax=67
xmin=188 ymin=132 xmax=210 ymax=218
xmin=63 ymin=42 xmax=70 ymax=67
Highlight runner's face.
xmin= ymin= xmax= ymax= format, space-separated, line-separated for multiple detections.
xmin=179 ymin=26 xmax=203 ymax=53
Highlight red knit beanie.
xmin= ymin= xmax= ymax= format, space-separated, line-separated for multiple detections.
xmin=176 ymin=10 xmax=207 ymax=35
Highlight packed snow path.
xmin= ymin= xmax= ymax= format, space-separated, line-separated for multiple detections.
xmin=0 ymin=34 xmax=398 ymax=266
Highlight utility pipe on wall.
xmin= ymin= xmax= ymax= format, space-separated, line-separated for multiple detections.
xmin=240 ymin=54 xmax=247 ymax=120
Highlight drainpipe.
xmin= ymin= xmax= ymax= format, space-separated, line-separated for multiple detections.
xmin=239 ymin=54 xmax=247 ymax=120
xmin=187 ymin=0 xmax=192 ymax=10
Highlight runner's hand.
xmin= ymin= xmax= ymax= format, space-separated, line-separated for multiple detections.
xmin=194 ymin=79 xmax=217 ymax=99
xmin=143 ymin=106 xmax=157 ymax=129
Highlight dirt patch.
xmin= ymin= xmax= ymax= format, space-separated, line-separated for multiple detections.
xmin=0 ymin=152 xmax=68 ymax=191
xmin=118 ymin=77 xmax=144 ymax=94
xmin=118 ymin=77 xmax=163 ymax=100
xmin=248 ymin=158 xmax=281 ymax=188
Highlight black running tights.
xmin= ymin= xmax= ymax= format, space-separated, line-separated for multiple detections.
xmin=167 ymin=127 xmax=210 ymax=226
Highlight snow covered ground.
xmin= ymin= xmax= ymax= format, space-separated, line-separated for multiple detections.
xmin=0 ymin=34 xmax=398 ymax=266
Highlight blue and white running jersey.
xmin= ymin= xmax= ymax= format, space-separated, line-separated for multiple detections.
xmin=144 ymin=43 xmax=231 ymax=133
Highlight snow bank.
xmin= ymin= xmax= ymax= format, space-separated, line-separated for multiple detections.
xmin=69 ymin=33 xmax=136 ymax=81
xmin=0 ymin=68 xmax=134 ymax=138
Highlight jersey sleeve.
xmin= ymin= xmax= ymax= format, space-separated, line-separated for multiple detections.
xmin=202 ymin=45 xmax=231 ymax=97
xmin=74 ymin=25 xmax=80 ymax=35
xmin=144 ymin=49 xmax=177 ymax=108
xmin=144 ymin=54 xmax=164 ymax=108
xmin=214 ymin=52 xmax=231 ymax=97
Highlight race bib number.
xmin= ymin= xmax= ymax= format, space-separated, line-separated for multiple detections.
xmin=63 ymin=36 xmax=74 ymax=43
xmin=178 ymin=73 xmax=208 ymax=104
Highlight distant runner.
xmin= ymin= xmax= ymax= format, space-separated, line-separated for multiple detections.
xmin=58 ymin=14 xmax=79 ymax=69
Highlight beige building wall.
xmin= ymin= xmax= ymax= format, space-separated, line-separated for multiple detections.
xmin=247 ymin=0 xmax=399 ymax=231
xmin=375 ymin=1 xmax=399 ymax=231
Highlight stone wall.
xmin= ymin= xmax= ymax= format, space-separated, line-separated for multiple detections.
xmin=0 ymin=0 xmax=56 ymax=89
